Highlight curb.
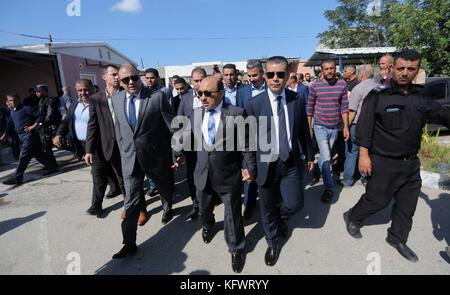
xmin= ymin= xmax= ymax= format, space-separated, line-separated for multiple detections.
xmin=421 ymin=170 xmax=450 ymax=191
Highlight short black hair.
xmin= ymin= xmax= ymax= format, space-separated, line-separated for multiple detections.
xmin=266 ymin=56 xmax=289 ymax=70
xmin=223 ymin=63 xmax=237 ymax=72
xmin=174 ymin=78 xmax=186 ymax=85
xmin=394 ymin=49 xmax=421 ymax=66
xmin=102 ymin=64 xmax=119 ymax=74
xmin=216 ymin=79 xmax=224 ymax=91
xmin=321 ymin=59 xmax=336 ymax=69
xmin=144 ymin=68 xmax=159 ymax=77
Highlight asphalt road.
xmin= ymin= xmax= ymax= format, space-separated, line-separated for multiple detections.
xmin=0 ymin=151 xmax=449 ymax=275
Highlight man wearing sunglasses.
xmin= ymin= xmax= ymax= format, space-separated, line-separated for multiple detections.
xmin=110 ymin=64 xmax=176 ymax=259
xmin=177 ymin=67 xmax=207 ymax=221
xmin=188 ymin=76 xmax=256 ymax=273
xmin=245 ymin=56 xmax=314 ymax=267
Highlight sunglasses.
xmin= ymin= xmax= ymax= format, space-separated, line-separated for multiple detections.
xmin=121 ymin=75 xmax=140 ymax=84
xmin=266 ymin=72 xmax=286 ymax=79
xmin=197 ymin=90 xmax=220 ymax=97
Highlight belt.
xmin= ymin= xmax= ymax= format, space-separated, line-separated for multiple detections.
xmin=388 ymin=154 xmax=418 ymax=161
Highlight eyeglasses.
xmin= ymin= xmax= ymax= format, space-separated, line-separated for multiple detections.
xmin=266 ymin=72 xmax=286 ymax=79
xmin=197 ymin=90 xmax=220 ymax=97
xmin=121 ymin=75 xmax=140 ymax=84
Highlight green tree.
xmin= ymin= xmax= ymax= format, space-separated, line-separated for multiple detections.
xmin=387 ymin=0 xmax=450 ymax=76
xmin=318 ymin=0 xmax=399 ymax=48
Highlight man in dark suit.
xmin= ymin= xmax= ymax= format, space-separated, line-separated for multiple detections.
xmin=84 ymin=65 xmax=127 ymax=217
xmin=171 ymin=77 xmax=188 ymax=115
xmin=111 ymin=64 xmax=176 ymax=259
xmin=239 ymin=59 xmax=267 ymax=219
xmin=183 ymin=76 xmax=256 ymax=273
xmin=245 ymin=56 xmax=314 ymax=267
xmin=176 ymin=67 xmax=207 ymax=220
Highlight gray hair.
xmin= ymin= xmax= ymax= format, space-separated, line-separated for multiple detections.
xmin=357 ymin=64 xmax=374 ymax=79
xmin=247 ymin=59 xmax=263 ymax=72
xmin=344 ymin=65 xmax=356 ymax=74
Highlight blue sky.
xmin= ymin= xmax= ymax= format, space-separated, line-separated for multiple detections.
xmin=0 ymin=0 xmax=338 ymax=68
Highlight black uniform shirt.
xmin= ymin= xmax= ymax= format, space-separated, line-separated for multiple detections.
xmin=356 ymin=81 xmax=450 ymax=158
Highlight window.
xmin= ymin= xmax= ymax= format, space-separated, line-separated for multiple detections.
xmin=80 ymin=72 xmax=97 ymax=85
xmin=107 ymin=51 xmax=112 ymax=60
xmin=98 ymin=49 xmax=103 ymax=59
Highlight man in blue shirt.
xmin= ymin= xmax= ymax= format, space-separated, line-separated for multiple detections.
xmin=1 ymin=94 xmax=58 ymax=185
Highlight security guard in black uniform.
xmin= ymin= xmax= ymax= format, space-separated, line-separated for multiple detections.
xmin=343 ymin=50 xmax=450 ymax=263
xmin=1 ymin=95 xmax=59 ymax=185
xmin=35 ymin=84 xmax=60 ymax=168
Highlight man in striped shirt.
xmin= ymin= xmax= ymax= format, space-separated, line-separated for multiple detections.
xmin=307 ymin=59 xmax=350 ymax=203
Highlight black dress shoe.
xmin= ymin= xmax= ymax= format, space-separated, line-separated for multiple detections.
xmin=386 ymin=238 xmax=418 ymax=263
xmin=231 ymin=253 xmax=245 ymax=273
xmin=186 ymin=207 xmax=199 ymax=221
xmin=343 ymin=210 xmax=362 ymax=239
xmin=105 ymin=191 xmax=121 ymax=199
xmin=3 ymin=176 xmax=23 ymax=185
xmin=321 ymin=189 xmax=333 ymax=203
xmin=112 ymin=244 xmax=137 ymax=259
xmin=42 ymin=168 xmax=59 ymax=176
xmin=202 ymin=228 xmax=213 ymax=244
xmin=86 ymin=206 xmax=102 ymax=216
xmin=264 ymin=244 xmax=281 ymax=266
xmin=161 ymin=209 xmax=173 ymax=224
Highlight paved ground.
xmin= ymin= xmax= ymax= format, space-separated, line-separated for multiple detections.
xmin=0 ymin=151 xmax=449 ymax=275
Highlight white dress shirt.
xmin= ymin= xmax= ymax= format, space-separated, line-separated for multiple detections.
xmin=267 ymin=89 xmax=292 ymax=151
xmin=125 ymin=90 xmax=142 ymax=122
xmin=192 ymin=89 xmax=203 ymax=109
xmin=201 ymin=101 xmax=223 ymax=145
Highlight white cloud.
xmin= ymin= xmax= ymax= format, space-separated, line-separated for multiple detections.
xmin=111 ymin=0 xmax=143 ymax=13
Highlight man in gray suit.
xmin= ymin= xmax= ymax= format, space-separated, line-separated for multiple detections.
xmin=111 ymin=64 xmax=176 ymax=259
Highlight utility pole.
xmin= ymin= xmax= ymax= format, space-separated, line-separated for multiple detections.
xmin=140 ymin=57 xmax=144 ymax=69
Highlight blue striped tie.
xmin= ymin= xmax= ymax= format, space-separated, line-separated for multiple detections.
xmin=128 ymin=95 xmax=136 ymax=131
xmin=208 ymin=109 xmax=216 ymax=146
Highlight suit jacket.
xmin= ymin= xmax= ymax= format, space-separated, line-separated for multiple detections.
xmin=192 ymin=101 xmax=256 ymax=192
xmin=177 ymin=89 xmax=196 ymax=118
xmin=245 ymin=89 xmax=313 ymax=186
xmin=85 ymin=90 xmax=117 ymax=161
xmin=171 ymin=94 xmax=181 ymax=115
xmin=56 ymin=99 xmax=86 ymax=157
xmin=111 ymin=87 xmax=175 ymax=189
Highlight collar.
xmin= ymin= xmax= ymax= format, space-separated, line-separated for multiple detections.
xmin=388 ymin=81 xmax=418 ymax=96
xmin=224 ymin=84 xmax=238 ymax=93
xmin=251 ymin=82 xmax=266 ymax=91
xmin=126 ymin=90 xmax=141 ymax=100
xmin=268 ymin=89 xmax=286 ymax=102
xmin=208 ymin=100 xmax=224 ymax=113
xmin=77 ymin=98 xmax=89 ymax=106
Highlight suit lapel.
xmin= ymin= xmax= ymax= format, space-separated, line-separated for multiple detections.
xmin=134 ymin=88 xmax=150 ymax=134
xmin=115 ymin=91 xmax=133 ymax=135
xmin=286 ymin=91 xmax=295 ymax=137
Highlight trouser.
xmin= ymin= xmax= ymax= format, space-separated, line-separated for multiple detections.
xmin=349 ymin=154 xmax=422 ymax=244
xmin=259 ymin=155 xmax=304 ymax=247
xmin=15 ymin=132 xmax=57 ymax=180
xmin=198 ymin=180 xmax=245 ymax=254
xmin=343 ymin=124 xmax=359 ymax=184
xmin=91 ymin=151 xmax=125 ymax=208
xmin=185 ymin=151 xmax=198 ymax=208
xmin=314 ymin=125 xmax=338 ymax=190
xmin=38 ymin=127 xmax=58 ymax=167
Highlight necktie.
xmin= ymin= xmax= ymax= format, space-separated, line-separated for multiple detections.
xmin=277 ymin=96 xmax=290 ymax=161
xmin=207 ymin=109 xmax=216 ymax=146
xmin=128 ymin=95 xmax=137 ymax=131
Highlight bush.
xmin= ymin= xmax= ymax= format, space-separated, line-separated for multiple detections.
xmin=419 ymin=125 xmax=450 ymax=175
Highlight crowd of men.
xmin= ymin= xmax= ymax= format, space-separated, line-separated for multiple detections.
xmin=1 ymin=49 xmax=449 ymax=273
